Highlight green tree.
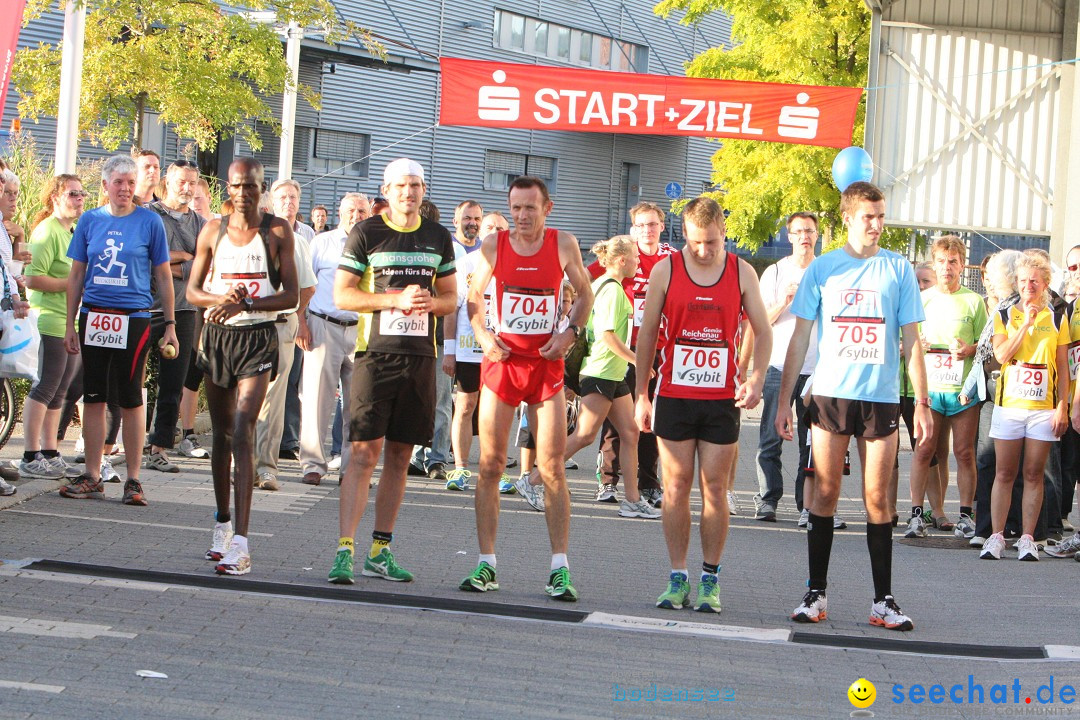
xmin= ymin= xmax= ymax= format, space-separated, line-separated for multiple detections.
xmin=656 ymin=0 xmax=904 ymax=251
xmin=14 ymin=0 xmax=379 ymax=153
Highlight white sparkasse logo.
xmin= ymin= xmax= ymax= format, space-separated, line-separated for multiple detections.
xmin=478 ymin=70 xmax=520 ymax=121
xmin=777 ymin=92 xmax=819 ymax=140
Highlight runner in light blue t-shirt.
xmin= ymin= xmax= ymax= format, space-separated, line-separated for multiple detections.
xmin=774 ymin=181 xmax=931 ymax=635
xmin=790 ymin=245 xmax=924 ymax=403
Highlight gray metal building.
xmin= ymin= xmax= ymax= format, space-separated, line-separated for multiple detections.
xmin=5 ymin=2 xmax=732 ymax=246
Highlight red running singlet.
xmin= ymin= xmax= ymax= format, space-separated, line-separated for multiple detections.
xmin=491 ymin=228 xmax=564 ymax=357
xmin=656 ymin=250 xmax=744 ymax=400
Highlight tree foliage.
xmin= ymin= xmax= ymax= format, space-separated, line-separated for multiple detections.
xmin=14 ymin=0 xmax=379 ymax=152
xmin=656 ymin=0 xmax=905 ymax=250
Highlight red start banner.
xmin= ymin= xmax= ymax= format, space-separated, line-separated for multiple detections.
xmin=0 ymin=0 xmax=25 ymax=121
xmin=439 ymin=57 xmax=863 ymax=149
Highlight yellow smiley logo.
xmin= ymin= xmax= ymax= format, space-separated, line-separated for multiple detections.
xmin=848 ymin=678 xmax=876 ymax=708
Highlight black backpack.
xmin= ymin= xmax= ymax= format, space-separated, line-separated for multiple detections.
xmin=563 ymin=278 xmax=621 ymax=394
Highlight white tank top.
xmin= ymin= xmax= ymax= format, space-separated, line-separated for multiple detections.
xmin=205 ymin=215 xmax=278 ymax=326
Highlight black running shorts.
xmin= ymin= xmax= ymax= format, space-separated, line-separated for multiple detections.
xmin=578 ymin=375 xmax=631 ymax=401
xmin=809 ymin=394 xmax=900 ymax=440
xmin=350 ymin=352 xmax=436 ymax=446
xmin=196 ymin=322 xmax=278 ymax=389
xmin=652 ymin=396 xmax=740 ymax=445
xmin=455 ymin=361 xmax=481 ymax=394
xmin=78 ymin=310 xmax=152 ymax=408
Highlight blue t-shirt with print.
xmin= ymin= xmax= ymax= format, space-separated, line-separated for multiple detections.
xmin=68 ymin=206 xmax=170 ymax=310
xmin=790 ymin=246 xmax=924 ymax=403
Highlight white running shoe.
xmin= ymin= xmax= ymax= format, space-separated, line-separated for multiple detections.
xmin=904 ymin=514 xmax=928 ymax=539
xmin=1016 ymin=534 xmax=1040 ymax=562
xmin=179 ymin=435 xmax=210 ymax=459
xmin=215 ymin=540 xmax=251 ymax=575
xmin=791 ymin=589 xmax=827 ymax=623
xmin=618 ymin=498 xmax=661 ymax=519
xmin=19 ymin=454 xmax=64 ymax=480
xmin=515 ymin=474 xmax=545 ymax=512
xmin=206 ymin=521 xmax=234 ymax=561
xmin=100 ymin=457 xmax=121 ymax=483
xmin=980 ymin=533 xmax=1006 ymax=559
xmin=798 ymin=509 xmax=809 ymax=528
xmin=954 ymin=513 xmax=976 ymax=539
xmin=869 ymin=595 xmax=914 ymax=631
xmin=0 ymin=476 xmax=15 ymax=496
xmin=327 ymin=454 xmax=342 ymax=471
xmin=1046 ymin=533 xmax=1080 ymax=558
xmin=48 ymin=454 xmax=82 ymax=479
xmin=727 ymin=491 xmax=740 ymax=515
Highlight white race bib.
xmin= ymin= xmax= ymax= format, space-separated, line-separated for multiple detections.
xmin=925 ymin=348 xmax=962 ymax=388
xmin=500 ymin=289 xmax=556 ymax=335
xmin=83 ymin=311 xmax=129 ymax=349
xmin=1069 ymin=341 xmax=1080 ymax=381
xmin=633 ymin=294 xmax=646 ymax=328
xmin=824 ymin=316 xmax=886 ymax=365
xmin=380 ymin=307 xmax=429 ymax=337
xmin=1005 ymin=363 xmax=1049 ymax=403
xmin=671 ymin=343 xmax=728 ymax=388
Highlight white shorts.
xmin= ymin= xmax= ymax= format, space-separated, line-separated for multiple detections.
xmin=989 ymin=405 xmax=1057 ymax=442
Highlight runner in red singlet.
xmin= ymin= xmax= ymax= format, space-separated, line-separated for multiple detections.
xmin=636 ymin=197 xmax=772 ymax=613
xmin=459 ymin=176 xmax=593 ymax=600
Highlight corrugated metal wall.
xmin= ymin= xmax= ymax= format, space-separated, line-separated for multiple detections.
xmin=868 ymin=0 xmax=1065 ymax=235
xmin=5 ymin=1 xmax=732 ymax=249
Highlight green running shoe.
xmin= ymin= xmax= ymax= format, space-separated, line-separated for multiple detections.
xmin=362 ymin=547 xmax=414 ymax=582
xmin=693 ymin=574 xmax=722 ymax=613
xmin=656 ymin=572 xmax=691 ymax=609
xmin=545 ymin=566 xmax=578 ymax=601
xmin=328 ymin=549 xmax=354 ymax=584
xmin=445 ymin=467 xmax=471 ymax=491
xmin=498 ymin=472 xmax=516 ymax=494
xmin=459 ymin=561 xmax=499 ymax=592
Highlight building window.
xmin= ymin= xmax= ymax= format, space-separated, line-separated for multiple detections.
xmin=493 ymin=9 xmax=647 ymax=72
xmin=484 ymin=150 xmax=558 ymax=193
xmin=533 ymin=21 xmax=548 ymax=54
xmin=310 ymin=128 xmax=370 ymax=177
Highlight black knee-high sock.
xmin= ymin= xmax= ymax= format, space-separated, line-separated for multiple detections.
xmin=807 ymin=513 xmax=834 ymax=590
xmin=866 ymin=522 xmax=893 ymax=602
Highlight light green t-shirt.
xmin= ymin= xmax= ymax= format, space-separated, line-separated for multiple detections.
xmin=25 ymin=216 xmax=74 ymax=338
xmin=581 ymin=276 xmax=632 ymax=382
xmin=919 ymin=286 xmax=989 ymax=392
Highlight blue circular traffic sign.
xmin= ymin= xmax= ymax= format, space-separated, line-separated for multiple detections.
xmin=665 ymin=182 xmax=683 ymax=200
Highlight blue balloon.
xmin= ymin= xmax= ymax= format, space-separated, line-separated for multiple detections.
xmin=832 ymin=146 xmax=874 ymax=192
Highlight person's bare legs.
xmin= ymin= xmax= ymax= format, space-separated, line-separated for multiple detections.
xmin=372 ymin=440 xmax=413 ymax=535
xmin=1020 ymin=438 xmax=1052 ymax=537
xmin=908 ymin=409 xmax=943 ymax=513
xmin=339 ymin=438 xmax=384 ymax=539
xmin=606 ymin=395 xmax=640 ymax=503
xmin=475 ymin=391 xmax=514 ymax=554
xmin=950 ymin=405 xmax=980 ymax=510
xmin=698 ymin=442 xmax=737 ymax=565
xmin=451 ymin=389 xmax=479 ymax=469
xmin=658 ymin=438 xmax=696 ymax=568
xmin=533 ymin=392 xmax=570 ymax=555
xmin=204 ymin=381 xmax=237 ymax=520
xmin=205 ymin=373 xmax=269 ymax=537
xmin=990 ymin=439 xmax=1023 ymax=534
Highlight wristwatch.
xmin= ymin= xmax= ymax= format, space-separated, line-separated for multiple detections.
xmin=568 ymin=324 xmax=582 ymax=339
xmin=242 ymin=297 xmax=254 ymax=312
xmin=914 ymin=398 xmax=931 ymax=407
